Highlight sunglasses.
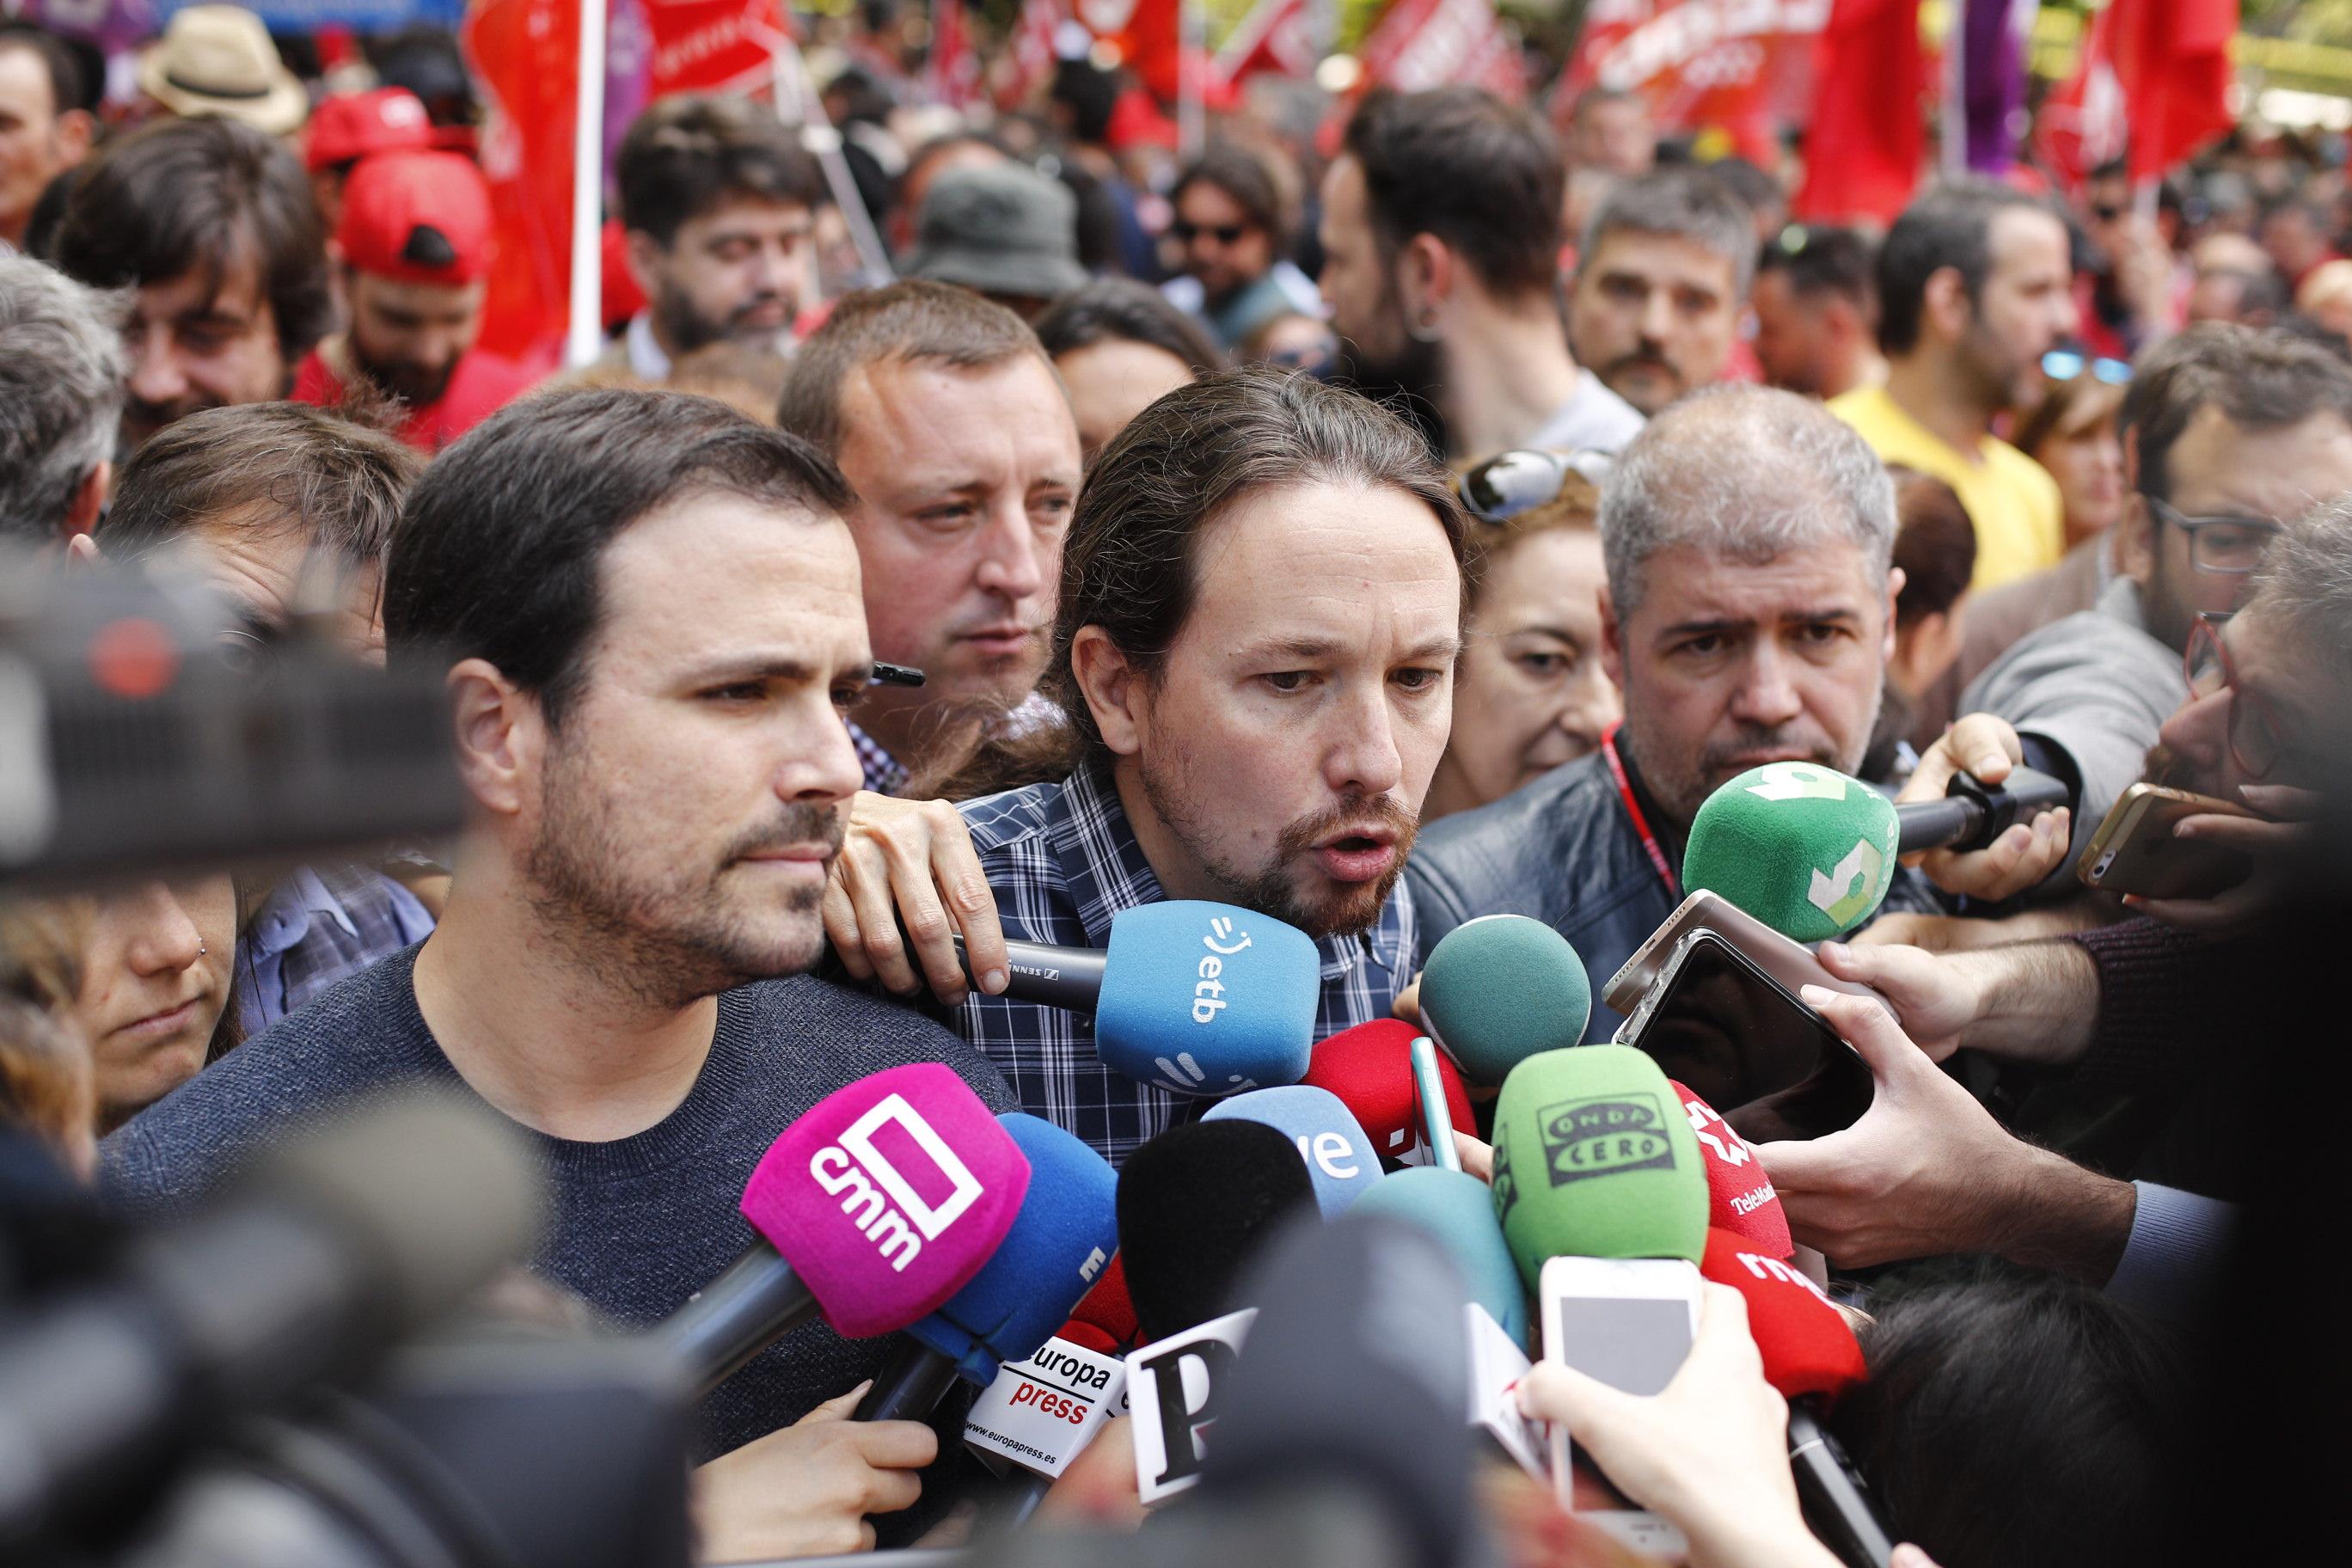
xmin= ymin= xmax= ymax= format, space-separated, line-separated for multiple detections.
xmin=2183 ymin=612 xmax=2284 ymax=781
xmin=1458 ymin=449 xmax=1614 ymax=524
xmin=1172 ymin=220 xmax=1251 ymax=246
xmin=2043 ymin=348 xmax=2131 ymax=385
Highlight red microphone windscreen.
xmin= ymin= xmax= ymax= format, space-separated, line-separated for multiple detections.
xmin=1304 ymin=1018 xmax=1474 ymax=1165
xmin=1670 ymin=1080 xmax=1793 ymax=1259
xmin=1067 ymin=1250 xmax=1137 ymax=1350
xmin=1698 ymin=1228 xmax=1865 ymax=1402
xmin=1056 ymin=1319 xmax=1123 ymax=1357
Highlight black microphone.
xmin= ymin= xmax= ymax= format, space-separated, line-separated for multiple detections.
xmin=1789 ymin=1406 xmax=1898 ymax=1568
xmin=951 ymin=932 xmax=1107 ymax=1011
xmin=1894 ymin=764 xmax=2072 ymax=855
xmin=1117 ymin=1119 xmax=1318 ymax=1342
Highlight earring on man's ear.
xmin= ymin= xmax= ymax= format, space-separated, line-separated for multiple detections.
xmin=1408 ymin=309 xmax=1443 ymax=344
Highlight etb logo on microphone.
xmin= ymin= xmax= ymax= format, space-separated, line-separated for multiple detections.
xmin=1538 ymin=1093 xmax=1676 ymax=1185
xmin=1191 ymin=916 xmax=1253 ymax=1024
xmin=808 ymin=1093 xmax=985 ymax=1272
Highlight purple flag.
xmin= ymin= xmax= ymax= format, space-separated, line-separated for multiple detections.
xmin=1954 ymin=0 xmax=2035 ymax=175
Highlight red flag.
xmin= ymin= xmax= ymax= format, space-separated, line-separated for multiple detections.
xmin=926 ymin=0 xmax=985 ymax=107
xmin=462 ymin=0 xmax=579 ymax=361
xmin=1551 ymin=1 xmax=1825 ymax=166
xmin=1357 ymin=0 xmax=1523 ymax=101
xmin=1215 ymin=0 xmax=1314 ymax=89
xmin=2043 ymin=0 xmax=2234 ymax=190
xmin=996 ymin=0 xmax=1067 ymax=109
xmin=1790 ymin=0 xmax=1923 ymax=225
xmin=645 ymin=0 xmax=790 ymax=99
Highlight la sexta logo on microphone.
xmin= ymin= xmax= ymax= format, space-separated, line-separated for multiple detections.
xmin=808 ymin=1093 xmax=986 ymax=1272
xmin=1539 ymin=1093 xmax=1676 ymax=1186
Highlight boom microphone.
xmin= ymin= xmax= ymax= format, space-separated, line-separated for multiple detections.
xmin=654 ymin=1064 xmax=1029 ymax=1391
xmin=1204 ymin=1086 xmax=1384 ymax=1216
xmin=1418 ymin=916 xmax=1595 ymax=1079
xmin=1697 ymin=1228 xmax=1890 ymax=1568
xmin=957 ymin=901 xmax=1321 ymax=1096
xmin=1489 ymin=1046 xmax=1708 ymax=1289
xmin=1683 ymin=761 xmax=2071 ymax=941
xmin=1118 ymin=1120 xmax=1316 ymax=1342
xmin=853 ymin=1113 xmax=1120 ymax=1421
xmin=1302 ymin=1018 xmax=1474 ymax=1166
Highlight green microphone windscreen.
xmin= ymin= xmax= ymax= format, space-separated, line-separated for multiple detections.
xmin=1489 ymin=1045 xmax=1707 ymax=1289
xmin=1419 ymin=916 xmax=1593 ymax=1083
xmin=1681 ymin=762 xmax=1900 ymax=942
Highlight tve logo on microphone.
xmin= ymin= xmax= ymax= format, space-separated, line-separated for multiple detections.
xmin=807 ymin=1093 xmax=986 ymax=1272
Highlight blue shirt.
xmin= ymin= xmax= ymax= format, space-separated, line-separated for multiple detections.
xmin=950 ymin=763 xmax=1418 ymax=1167
xmin=234 ymin=865 xmax=436 ymax=1035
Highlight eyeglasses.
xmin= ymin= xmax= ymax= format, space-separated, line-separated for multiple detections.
xmin=2042 ymin=348 xmax=2131 ymax=385
xmin=1457 ymin=449 xmax=1614 ymax=524
xmin=2183 ymin=612 xmax=2284 ymax=780
xmin=2146 ymin=496 xmax=2281 ymax=576
xmin=1171 ymin=220 xmax=1250 ymax=246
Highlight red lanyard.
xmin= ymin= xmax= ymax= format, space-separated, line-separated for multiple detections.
xmin=1602 ymin=727 xmax=1679 ymax=900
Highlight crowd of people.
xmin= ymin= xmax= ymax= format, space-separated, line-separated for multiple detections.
xmin=3 ymin=6 xmax=2349 ymax=1567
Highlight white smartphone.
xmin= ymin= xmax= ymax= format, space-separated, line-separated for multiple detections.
xmin=1539 ymin=1255 xmax=1703 ymax=1559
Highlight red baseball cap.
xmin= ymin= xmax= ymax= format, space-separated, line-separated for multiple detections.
xmin=306 ymin=88 xmax=435 ymax=173
xmin=336 ymin=150 xmax=494 ymax=287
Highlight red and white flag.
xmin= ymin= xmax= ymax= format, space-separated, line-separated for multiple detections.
xmin=1357 ymin=0 xmax=1523 ymax=101
xmin=996 ymin=0 xmax=1068 ymax=108
xmin=1550 ymin=0 xmax=1826 ymax=166
xmin=1216 ymin=0 xmax=1316 ymax=89
xmin=644 ymin=0 xmax=790 ymax=99
xmin=926 ymin=0 xmax=986 ymax=107
xmin=2038 ymin=0 xmax=2234 ymax=191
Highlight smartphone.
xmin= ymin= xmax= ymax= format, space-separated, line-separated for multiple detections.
xmin=1614 ymin=930 xmax=1874 ymax=1143
xmin=1603 ymin=890 xmax=1880 ymax=1017
xmin=2077 ymin=783 xmax=2256 ymax=900
xmin=1539 ymin=1256 xmax=1702 ymax=1558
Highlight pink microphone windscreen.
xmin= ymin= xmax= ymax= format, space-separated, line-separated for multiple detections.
xmin=740 ymin=1063 xmax=1031 ymax=1338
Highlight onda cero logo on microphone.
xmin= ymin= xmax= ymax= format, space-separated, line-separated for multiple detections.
xmin=1538 ymin=1093 xmax=1678 ymax=1185
xmin=808 ymin=1093 xmax=986 ymax=1272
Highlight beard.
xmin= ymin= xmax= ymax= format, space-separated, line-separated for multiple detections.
xmin=654 ymin=283 xmax=797 ymax=359
xmin=1629 ymin=697 xmax=1877 ymax=832
xmin=352 ymin=343 xmax=458 ymax=409
xmin=1327 ymin=303 xmax=1449 ymax=462
xmin=523 ymin=739 xmax=845 ymax=1008
xmin=1139 ymin=754 xmax=1419 ymax=940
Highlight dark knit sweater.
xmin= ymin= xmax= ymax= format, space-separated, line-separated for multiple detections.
xmin=101 ymin=945 xmax=1017 ymax=1467
xmin=2067 ymin=916 xmax=2267 ymax=1103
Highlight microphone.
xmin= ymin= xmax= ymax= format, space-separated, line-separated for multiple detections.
xmin=1117 ymin=1119 xmax=1317 ymax=1343
xmin=1669 ymin=1080 xmax=1793 ymax=1259
xmin=0 ymin=1092 xmax=540 ymax=1548
xmin=655 ymin=1063 xmax=1030 ymax=1391
xmin=1490 ymin=1045 xmax=1708 ymax=1289
xmin=1418 ymin=916 xmax=1594 ymax=1081
xmin=1204 ymin=1085 xmax=1384 ymax=1216
xmin=1302 ymin=1017 xmax=1474 ymax=1167
xmin=1204 ymin=1214 xmax=1477 ymax=1568
xmin=1683 ymin=761 xmax=2071 ymax=941
xmin=1057 ymin=1251 xmax=1137 ymax=1353
xmin=1697 ymin=1228 xmax=1891 ymax=1568
xmin=852 ymin=1112 xmax=1119 ymax=1421
xmin=1350 ymin=1165 xmax=1529 ymax=1347
xmin=956 ymin=900 xmax=1322 ymax=1097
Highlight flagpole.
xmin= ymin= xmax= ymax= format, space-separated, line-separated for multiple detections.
xmin=1179 ymin=0 xmax=1204 ymax=159
xmin=565 ymin=0 xmax=609 ymax=368
xmin=775 ymin=38 xmax=895 ymax=287
xmin=1940 ymin=0 xmax=1966 ymax=177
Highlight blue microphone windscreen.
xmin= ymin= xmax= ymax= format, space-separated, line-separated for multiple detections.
xmin=1203 ymin=1085 xmax=1384 ymax=1218
xmin=907 ymin=1113 xmax=1121 ymax=1384
xmin=1095 ymin=902 xmax=1320 ymax=1097
xmin=1350 ymin=1166 xmax=1529 ymax=1347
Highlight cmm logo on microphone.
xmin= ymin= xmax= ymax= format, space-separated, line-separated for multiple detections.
xmin=1538 ymin=1093 xmax=1676 ymax=1186
xmin=808 ymin=1093 xmax=986 ymax=1272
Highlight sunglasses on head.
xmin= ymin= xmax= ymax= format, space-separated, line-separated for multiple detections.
xmin=1172 ymin=219 xmax=1250 ymax=246
xmin=2043 ymin=348 xmax=2131 ymax=386
xmin=1457 ymin=448 xmax=1615 ymax=524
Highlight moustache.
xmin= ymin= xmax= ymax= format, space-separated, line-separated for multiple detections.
xmin=1274 ymin=795 xmax=1421 ymax=864
xmin=723 ymin=802 xmax=847 ymax=866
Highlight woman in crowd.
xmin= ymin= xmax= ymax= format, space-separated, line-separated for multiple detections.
xmin=1034 ymin=277 xmax=1223 ymax=462
xmin=1424 ymin=450 xmax=1619 ymax=821
xmin=1881 ymin=470 xmax=1980 ymax=756
xmin=2015 ymin=358 xmax=2129 ymax=555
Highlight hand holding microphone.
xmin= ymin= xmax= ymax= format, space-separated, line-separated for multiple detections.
xmin=824 ymin=790 xmax=1012 ymax=1005
xmin=1894 ymin=714 xmax=2071 ymax=903
xmin=693 ymin=1381 xmax=937 ymax=1562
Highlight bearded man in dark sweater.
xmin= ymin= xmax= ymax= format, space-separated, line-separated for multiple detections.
xmin=103 ymin=389 xmax=1015 ymax=1561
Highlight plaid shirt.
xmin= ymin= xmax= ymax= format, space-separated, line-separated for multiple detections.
xmin=848 ymin=721 xmax=910 ymax=797
xmin=951 ymin=763 xmax=1418 ymax=1167
xmin=234 ymin=865 xmax=437 ymax=1035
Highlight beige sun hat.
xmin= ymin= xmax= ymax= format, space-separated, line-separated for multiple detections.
xmin=138 ymin=6 xmax=309 ymax=137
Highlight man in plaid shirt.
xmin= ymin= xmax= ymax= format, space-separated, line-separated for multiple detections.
xmin=824 ymin=369 xmax=1467 ymax=1166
